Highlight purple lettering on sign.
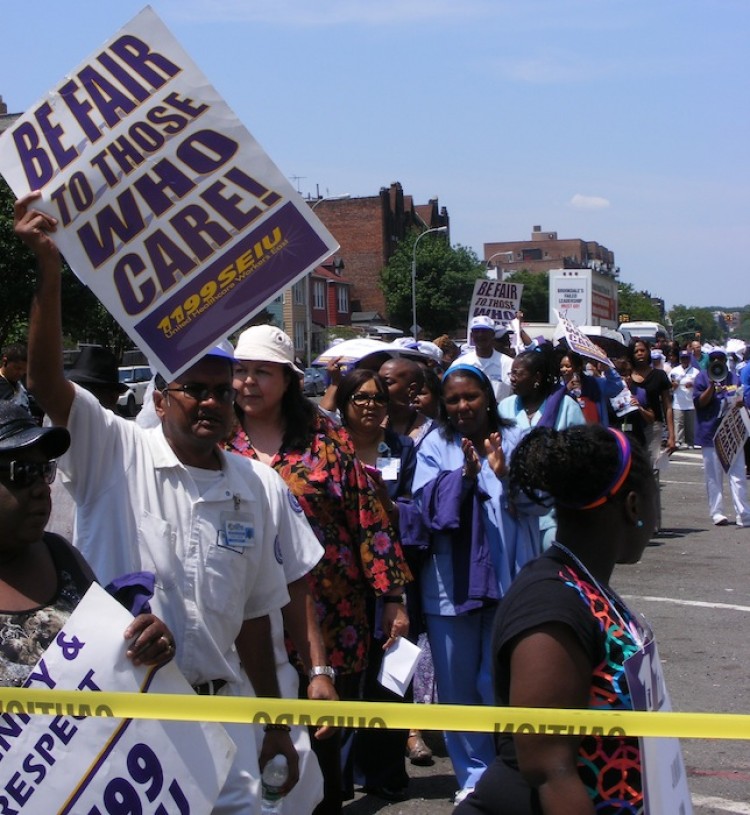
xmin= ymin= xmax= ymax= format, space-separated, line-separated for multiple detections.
xmin=136 ymin=201 xmax=328 ymax=373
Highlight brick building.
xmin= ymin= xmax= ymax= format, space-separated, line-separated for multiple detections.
xmin=308 ymin=182 xmax=450 ymax=317
xmin=484 ymin=225 xmax=617 ymax=278
xmin=0 ymin=96 xmax=20 ymax=134
xmin=281 ymin=259 xmax=353 ymax=365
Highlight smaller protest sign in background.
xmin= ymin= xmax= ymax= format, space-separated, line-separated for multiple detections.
xmin=467 ymin=279 xmax=524 ymax=332
xmin=555 ymin=311 xmax=613 ymax=368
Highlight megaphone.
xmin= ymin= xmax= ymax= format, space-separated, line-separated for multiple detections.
xmin=708 ymin=357 xmax=728 ymax=383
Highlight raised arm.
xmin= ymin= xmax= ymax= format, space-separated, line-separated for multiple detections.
xmin=14 ymin=192 xmax=75 ymax=425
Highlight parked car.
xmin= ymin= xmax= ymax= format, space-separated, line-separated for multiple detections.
xmin=303 ymin=367 xmax=326 ymax=397
xmin=117 ymin=365 xmax=153 ymax=416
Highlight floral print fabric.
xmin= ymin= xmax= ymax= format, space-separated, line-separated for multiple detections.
xmin=226 ymin=414 xmax=411 ymax=674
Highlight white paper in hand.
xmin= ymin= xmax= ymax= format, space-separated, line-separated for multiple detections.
xmin=377 ymin=637 xmax=422 ymax=696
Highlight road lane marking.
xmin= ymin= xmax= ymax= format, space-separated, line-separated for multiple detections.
xmin=692 ymin=794 xmax=750 ymax=813
xmin=624 ymin=595 xmax=750 ymax=613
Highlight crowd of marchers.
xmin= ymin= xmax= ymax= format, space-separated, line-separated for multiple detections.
xmin=2 ymin=191 xmax=748 ymax=814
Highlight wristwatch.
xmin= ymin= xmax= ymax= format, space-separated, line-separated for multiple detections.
xmin=309 ymin=665 xmax=336 ymax=682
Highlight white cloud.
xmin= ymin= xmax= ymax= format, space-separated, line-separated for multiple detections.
xmin=570 ymin=194 xmax=611 ymax=210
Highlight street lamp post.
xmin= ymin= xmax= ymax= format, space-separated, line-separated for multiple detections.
xmin=305 ymin=195 xmax=350 ymax=366
xmin=485 ymin=251 xmax=514 ymax=282
xmin=411 ymin=226 xmax=448 ymax=339
xmin=672 ymin=317 xmax=697 ymax=341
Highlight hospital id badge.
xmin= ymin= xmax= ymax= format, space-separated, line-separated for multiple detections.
xmin=377 ymin=456 xmax=401 ymax=482
xmin=218 ymin=510 xmax=254 ymax=553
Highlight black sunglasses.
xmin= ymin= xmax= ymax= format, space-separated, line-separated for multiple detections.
xmin=350 ymin=392 xmax=388 ymax=407
xmin=162 ymin=384 xmax=236 ymax=404
xmin=0 ymin=460 xmax=57 ymax=488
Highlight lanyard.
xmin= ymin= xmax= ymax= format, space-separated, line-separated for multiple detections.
xmin=551 ymin=541 xmax=647 ymax=648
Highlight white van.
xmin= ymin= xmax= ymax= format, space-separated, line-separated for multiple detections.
xmin=618 ymin=321 xmax=668 ymax=343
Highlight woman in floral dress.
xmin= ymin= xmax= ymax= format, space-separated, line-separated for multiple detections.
xmin=225 ymin=325 xmax=411 ymax=815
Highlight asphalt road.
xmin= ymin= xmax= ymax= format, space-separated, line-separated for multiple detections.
xmin=344 ymin=446 xmax=750 ymax=815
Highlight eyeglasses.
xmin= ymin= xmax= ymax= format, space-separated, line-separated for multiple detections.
xmin=350 ymin=392 xmax=388 ymax=407
xmin=162 ymin=384 xmax=236 ymax=404
xmin=0 ymin=460 xmax=57 ymax=488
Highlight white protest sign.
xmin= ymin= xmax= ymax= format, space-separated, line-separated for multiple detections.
xmin=0 ymin=583 xmax=235 ymax=814
xmin=715 ymin=401 xmax=750 ymax=473
xmin=0 ymin=6 xmax=338 ymax=379
xmin=555 ymin=311 xmax=613 ymax=368
xmin=550 ymin=274 xmax=588 ymax=324
xmin=626 ymin=640 xmax=693 ymax=814
xmin=467 ymin=279 xmax=524 ymax=331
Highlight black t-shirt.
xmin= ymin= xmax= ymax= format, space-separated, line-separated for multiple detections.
xmin=0 ymin=377 xmax=17 ymax=401
xmin=632 ymin=367 xmax=671 ymax=423
xmin=455 ymin=547 xmax=643 ymax=815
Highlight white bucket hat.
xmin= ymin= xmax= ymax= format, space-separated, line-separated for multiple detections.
xmin=234 ymin=325 xmax=304 ymax=376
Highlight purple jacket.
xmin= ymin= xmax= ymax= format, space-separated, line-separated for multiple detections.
xmin=420 ymin=467 xmax=499 ymax=614
xmin=693 ymin=369 xmax=740 ymax=447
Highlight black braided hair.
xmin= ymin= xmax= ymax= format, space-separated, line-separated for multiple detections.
xmin=513 ymin=346 xmax=559 ymax=399
xmin=509 ymin=424 xmax=653 ymax=509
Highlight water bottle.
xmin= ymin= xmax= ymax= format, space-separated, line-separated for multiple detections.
xmin=261 ymin=754 xmax=288 ymax=814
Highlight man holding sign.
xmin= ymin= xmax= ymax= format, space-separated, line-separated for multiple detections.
xmin=16 ymin=192 xmax=315 ymax=815
xmin=694 ymin=348 xmax=750 ymax=528
xmin=0 ymin=6 xmax=337 ymax=381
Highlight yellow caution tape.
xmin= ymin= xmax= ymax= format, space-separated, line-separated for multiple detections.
xmin=0 ymin=688 xmax=748 ymax=740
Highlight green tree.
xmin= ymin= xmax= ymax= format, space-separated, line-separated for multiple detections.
xmin=616 ymin=282 xmax=661 ymax=323
xmin=380 ymin=232 xmax=485 ymax=337
xmin=0 ymin=179 xmax=41 ymax=345
xmin=668 ymin=305 xmax=720 ymax=344
xmin=504 ymin=270 xmax=549 ymax=322
xmin=734 ymin=308 xmax=750 ymax=341
xmin=0 ymin=177 xmax=130 ymax=355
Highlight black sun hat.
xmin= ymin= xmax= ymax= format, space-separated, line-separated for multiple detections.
xmin=67 ymin=346 xmax=128 ymax=394
xmin=0 ymin=403 xmax=70 ymax=459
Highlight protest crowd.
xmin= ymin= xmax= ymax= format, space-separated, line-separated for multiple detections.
xmin=3 ymin=190 xmax=748 ymax=814
xmin=0 ymin=7 xmax=748 ymax=812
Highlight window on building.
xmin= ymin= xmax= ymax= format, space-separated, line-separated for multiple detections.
xmin=337 ymin=286 xmax=349 ymax=314
xmin=294 ymin=321 xmax=305 ymax=352
xmin=293 ymin=281 xmax=306 ymax=305
xmin=522 ymin=248 xmax=542 ymax=261
xmin=314 ymin=280 xmax=325 ymax=310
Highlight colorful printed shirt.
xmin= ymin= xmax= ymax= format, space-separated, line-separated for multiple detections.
xmin=492 ymin=547 xmax=645 ymax=813
xmin=226 ymin=413 xmax=411 ymax=675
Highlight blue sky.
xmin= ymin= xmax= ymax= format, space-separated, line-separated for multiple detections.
xmin=2 ymin=1 xmax=748 ymax=311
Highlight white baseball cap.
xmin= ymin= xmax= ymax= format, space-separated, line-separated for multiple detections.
xmin=469 ymin=315 xmax=496 ymax=331
xmin=494 ymin=325 xmax=511 ymax=339
xmin=206 ymin=339 xmax=235 ymax=362
xmin=416 ymin=341 xmax=444 ymax=364
xmin=233 ymin=325 xmax=304 ymax=375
